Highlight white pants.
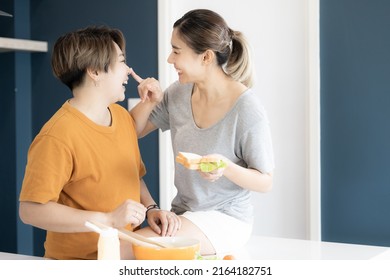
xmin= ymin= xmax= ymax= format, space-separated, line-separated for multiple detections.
xmin=182 ymin=210 xmax=253 ymax=255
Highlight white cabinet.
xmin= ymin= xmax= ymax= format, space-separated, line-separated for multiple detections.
xmin=0 ymin=37 xmax=47 ymax=52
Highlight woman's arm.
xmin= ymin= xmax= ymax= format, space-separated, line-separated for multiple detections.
xmin=19 ymin=198 xmax=146 ymax=232
xmin=199 ymin=155 xmax=273 ymax=192
xmin=130 ymin=103 xmax=158 ymax=138
xmin=19 ymin=201 xmax=109 ymax=232
xmin=139 ymin=179 xmax=181 ymax=236
xmin=139 ymin=179 xmax=158 ymax=210
xmin=129 ymin=70 xmax=162 ymax=137
xmin=223 ymin=161 xmax=273 ymax=192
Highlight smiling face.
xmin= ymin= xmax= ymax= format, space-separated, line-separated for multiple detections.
xmin=100 ymin=42 xmax=131 ymax=103
xmin=167 ymin=28 xmax=205 ymax=84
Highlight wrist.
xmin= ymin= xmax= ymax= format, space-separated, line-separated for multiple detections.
xmin=145 ymin=204 xmax=160 ymax=217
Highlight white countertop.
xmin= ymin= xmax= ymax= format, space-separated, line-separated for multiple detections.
xmin=234 ymin=235 xmax=390 ymax=260
xmin=1 ymin=235 xmax=389 ymax=260
xmin=0 ymin=252 xmax=44 ymax=260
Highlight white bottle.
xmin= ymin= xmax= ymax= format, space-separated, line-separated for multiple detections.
xmin=97 ymin=227 xmax=120 ymax=260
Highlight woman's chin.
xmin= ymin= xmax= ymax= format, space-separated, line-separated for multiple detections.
xmin=178 ymin=76 xmax=190 ymax=84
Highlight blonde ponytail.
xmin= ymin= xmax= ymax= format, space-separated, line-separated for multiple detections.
xmin=224 ymin=31 xmax=254 ymax=87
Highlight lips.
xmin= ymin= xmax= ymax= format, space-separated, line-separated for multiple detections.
xmin=122 ymin=80 xmax=128 ymax=90
xmin=176 ymin=70 xmax=183 ymax=77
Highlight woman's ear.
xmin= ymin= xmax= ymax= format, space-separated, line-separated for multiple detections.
xmin=86 ymin=68 xmax=99 ymax=82
xmin=202 ymin=49 xmax=215 ymax=65
xmin=86 ymin=68 xmax=100 ymax=87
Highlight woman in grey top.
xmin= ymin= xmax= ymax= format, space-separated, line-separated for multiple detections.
xmin=130 ymin=9 xmax=274 ymax=256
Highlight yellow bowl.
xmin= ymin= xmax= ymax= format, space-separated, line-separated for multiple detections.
xmin=132 ymin=237 xmax=200 ymax=260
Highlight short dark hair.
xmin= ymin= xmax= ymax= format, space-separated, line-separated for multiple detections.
xmin=51 ymin=26 xmax=126 ymax=90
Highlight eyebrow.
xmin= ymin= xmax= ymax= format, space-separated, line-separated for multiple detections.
xmin=171 ymin=44 xmax=181 ymax=50
xmin=118 ymin=53 xmax=126 ymax=61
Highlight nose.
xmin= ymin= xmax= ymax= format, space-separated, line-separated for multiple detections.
xmin=167 ymin=52 xmax=173 ymax=64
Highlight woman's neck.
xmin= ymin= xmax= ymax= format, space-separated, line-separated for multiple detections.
xmin=68 ymin=95 xmax=112 ymax=127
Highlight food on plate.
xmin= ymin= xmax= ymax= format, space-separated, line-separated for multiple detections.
xmin=175 ymin=152 xmax=227 ymax=172
xmin=222 ymin=254 xmax=236 ymax=260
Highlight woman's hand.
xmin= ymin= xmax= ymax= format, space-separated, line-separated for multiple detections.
xmin=199 ymin=154 xmax=229 ymax=182
xmin=130 ymin=69 xmax=163 ymax=104
xmin=200 ymin=168 xmax=225 ymax=182
xmin=147 ymin=209 xmax=181 ymax=237
xmin=109 ymin=199 xmax=146 ymax=229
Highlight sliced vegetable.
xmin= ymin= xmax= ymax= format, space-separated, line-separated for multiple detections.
xmin=199 ymin=160 xmax=227 ymax=172
xmin=196 ymin=254 xmax=220 ymax=260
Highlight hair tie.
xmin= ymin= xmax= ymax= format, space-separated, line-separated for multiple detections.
xmin=146 ymin=204 xmax=160 ymax=217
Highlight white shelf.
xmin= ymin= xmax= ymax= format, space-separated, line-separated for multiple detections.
xmin=0 ymin=37 xmax=47 ymax=52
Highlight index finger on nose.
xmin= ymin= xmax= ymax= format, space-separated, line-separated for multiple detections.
xmin=129 ymin=68 xmax=144 ymax=84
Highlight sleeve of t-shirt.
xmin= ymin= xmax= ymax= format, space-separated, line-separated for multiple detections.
xmin=149 ymin=86 xmax=171 ymax=132
xmin=19 ymin=135 xmax=73 ymax=204
xmin=149 ymin=82 xmax=180 ymax=131
xmin=239 ymin=103 xmax=275 ymax=174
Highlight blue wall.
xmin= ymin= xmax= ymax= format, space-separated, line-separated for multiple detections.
xmin=0 ymin=0 xmax=158 ymax=256
xmin=321 ymin=0 xmax=390 ymax=246
xmin=0 ymin=0 xmax=17 ymax=254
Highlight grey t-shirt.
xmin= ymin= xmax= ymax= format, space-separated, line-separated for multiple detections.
xmin=150 ymin=81 xmax=274 ymax=223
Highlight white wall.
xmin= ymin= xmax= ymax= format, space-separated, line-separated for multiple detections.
xmin=158 ymin=0 xmax=320 ymax=240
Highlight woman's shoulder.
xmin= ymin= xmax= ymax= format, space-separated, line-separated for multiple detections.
xmin=161 ymin=81 xmax=193 ymax=108
xmin=236 ymin=89 xmax=266 ymax=115
xmin=110 ymin=103 xmax=128 ymax=114
xmin=166 ymin=81 xmax=193 ymax=96
xmin=109 ymin=103 xmax=134 ymax=124
xmin=39 ymin=103 xmax=73 ymax=135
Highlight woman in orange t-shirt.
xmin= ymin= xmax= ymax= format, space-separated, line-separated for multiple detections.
xmin=18 ymin=26 xmax=181 ymax=260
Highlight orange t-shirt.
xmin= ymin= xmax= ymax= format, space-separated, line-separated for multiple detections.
xmin=19 ymin=101 xmax=146 ymax=259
